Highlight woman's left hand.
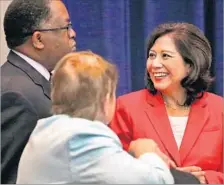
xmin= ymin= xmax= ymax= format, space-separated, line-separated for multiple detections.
xmin=191 ymin=171 xmax=206 ymax=184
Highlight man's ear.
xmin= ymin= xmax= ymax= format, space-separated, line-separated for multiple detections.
xmin=32 ymin=32 xmax=44 ymax=49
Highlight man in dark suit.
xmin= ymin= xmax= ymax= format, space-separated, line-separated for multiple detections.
xmin=1 ymin=0 xmax=76 ymax=183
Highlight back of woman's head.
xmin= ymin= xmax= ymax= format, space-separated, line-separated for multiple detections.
xmin=51 ymin=51 xmax=118 ymax=121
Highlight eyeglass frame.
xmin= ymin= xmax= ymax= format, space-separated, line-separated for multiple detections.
xmin=22 ymin=22 xmax=73 ymax=37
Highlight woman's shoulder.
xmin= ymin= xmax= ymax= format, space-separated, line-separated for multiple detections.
xmin=118 ymin=89 xmax=153 ymax=101
xmin=117 ymin=89 xmax=154 ymax=106
xmin=203 ymin=92 xmax=224 ymax=110
xmin=204 ymin=92 xmax=223 ymax=102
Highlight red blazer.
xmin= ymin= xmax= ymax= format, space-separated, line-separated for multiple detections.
xmin=110 ymin=89 xmax=223 ymax=184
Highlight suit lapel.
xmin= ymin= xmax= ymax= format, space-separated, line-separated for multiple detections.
xmin=179 ymin=95 xmax=208 ymax=164
xmin=7 ymin=50 xmax=51 ymax=99
xmin=144 ymin=91 xmax=181 ymax=166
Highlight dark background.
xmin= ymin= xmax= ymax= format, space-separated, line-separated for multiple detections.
xmin=63 ymin=0 xmax=223 ymax=97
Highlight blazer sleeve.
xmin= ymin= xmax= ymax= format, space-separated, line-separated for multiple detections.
xmin=204 ymin=110 xmax=224 ymax=184
xmin=1 ymin=92 xmax=38 ymax=184
xmin=109 ymin=97 xmax=133 ymax=151
xmin=68 ymin=130 xmax=174 ymax=184
xmin=100 ymin=152 xmax=174 ymax=184
xmin=204 ymin=170 xmax=223 ymax=184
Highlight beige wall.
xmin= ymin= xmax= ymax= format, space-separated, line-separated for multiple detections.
xmin=0 ymin=0 xmax=12 ymax=65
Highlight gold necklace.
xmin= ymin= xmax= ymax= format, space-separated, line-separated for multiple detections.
xmin=164 ymin=101 xmax=190 ymax=110
xmin=162 ymin=94 xmax=190 ymax=110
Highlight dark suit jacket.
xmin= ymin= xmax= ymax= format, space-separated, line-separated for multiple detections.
xmin=110 ymin=89 xmax=223 ymax=184
xmin=1 ymin=51 xmax=52 ymax=184
xmin=170 ymin=168 xmax=200 ymax=184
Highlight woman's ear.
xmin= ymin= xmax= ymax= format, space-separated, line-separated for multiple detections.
xmin=32 ymin=32 xmax=44 ymax=49
xmin=186 ymin=64 xmax=192 ymax=74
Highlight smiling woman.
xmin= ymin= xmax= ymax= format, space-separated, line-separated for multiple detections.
xmin=147 ymin=34 xmax=191 ymax=103
xmin=110 ymin=22 xmax=223 ymax=184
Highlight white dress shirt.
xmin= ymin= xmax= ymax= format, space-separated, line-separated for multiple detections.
xmin=168 ymin=116 xmax=188 ymax=149
xmin=12 ymin=50 xmax=50 ymax=81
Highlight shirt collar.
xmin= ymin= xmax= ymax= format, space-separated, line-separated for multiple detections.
xmin=12 ymin=50 xmax=50 ymax=81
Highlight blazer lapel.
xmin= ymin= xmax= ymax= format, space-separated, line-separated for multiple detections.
xmin=7 ymin=50 xmax=51 ymax=99
xmin=179 ymin=95 xmax=208 ymax=164
xmin=145 ymin=92 xmax=181 ymax=166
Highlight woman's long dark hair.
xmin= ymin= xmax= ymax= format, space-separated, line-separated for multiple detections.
xmin=145 ymin=22 xmax=214 ymax=106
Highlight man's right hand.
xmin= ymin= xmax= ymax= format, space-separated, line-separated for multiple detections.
xmin=128 ymin=138 xmax=176 ymax=168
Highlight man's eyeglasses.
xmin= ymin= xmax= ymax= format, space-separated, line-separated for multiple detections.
xmin=23 ymin=23 xmax=73 ymax=37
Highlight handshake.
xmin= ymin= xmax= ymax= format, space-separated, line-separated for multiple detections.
xmin=128 ymin=139 xmax=206 ymax=184
xmin=128 ymin=139 xmax=176 ymax=168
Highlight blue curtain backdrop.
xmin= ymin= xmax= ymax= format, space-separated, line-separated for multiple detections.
xmin=63 ymin=0 xmax=223 ymax=97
